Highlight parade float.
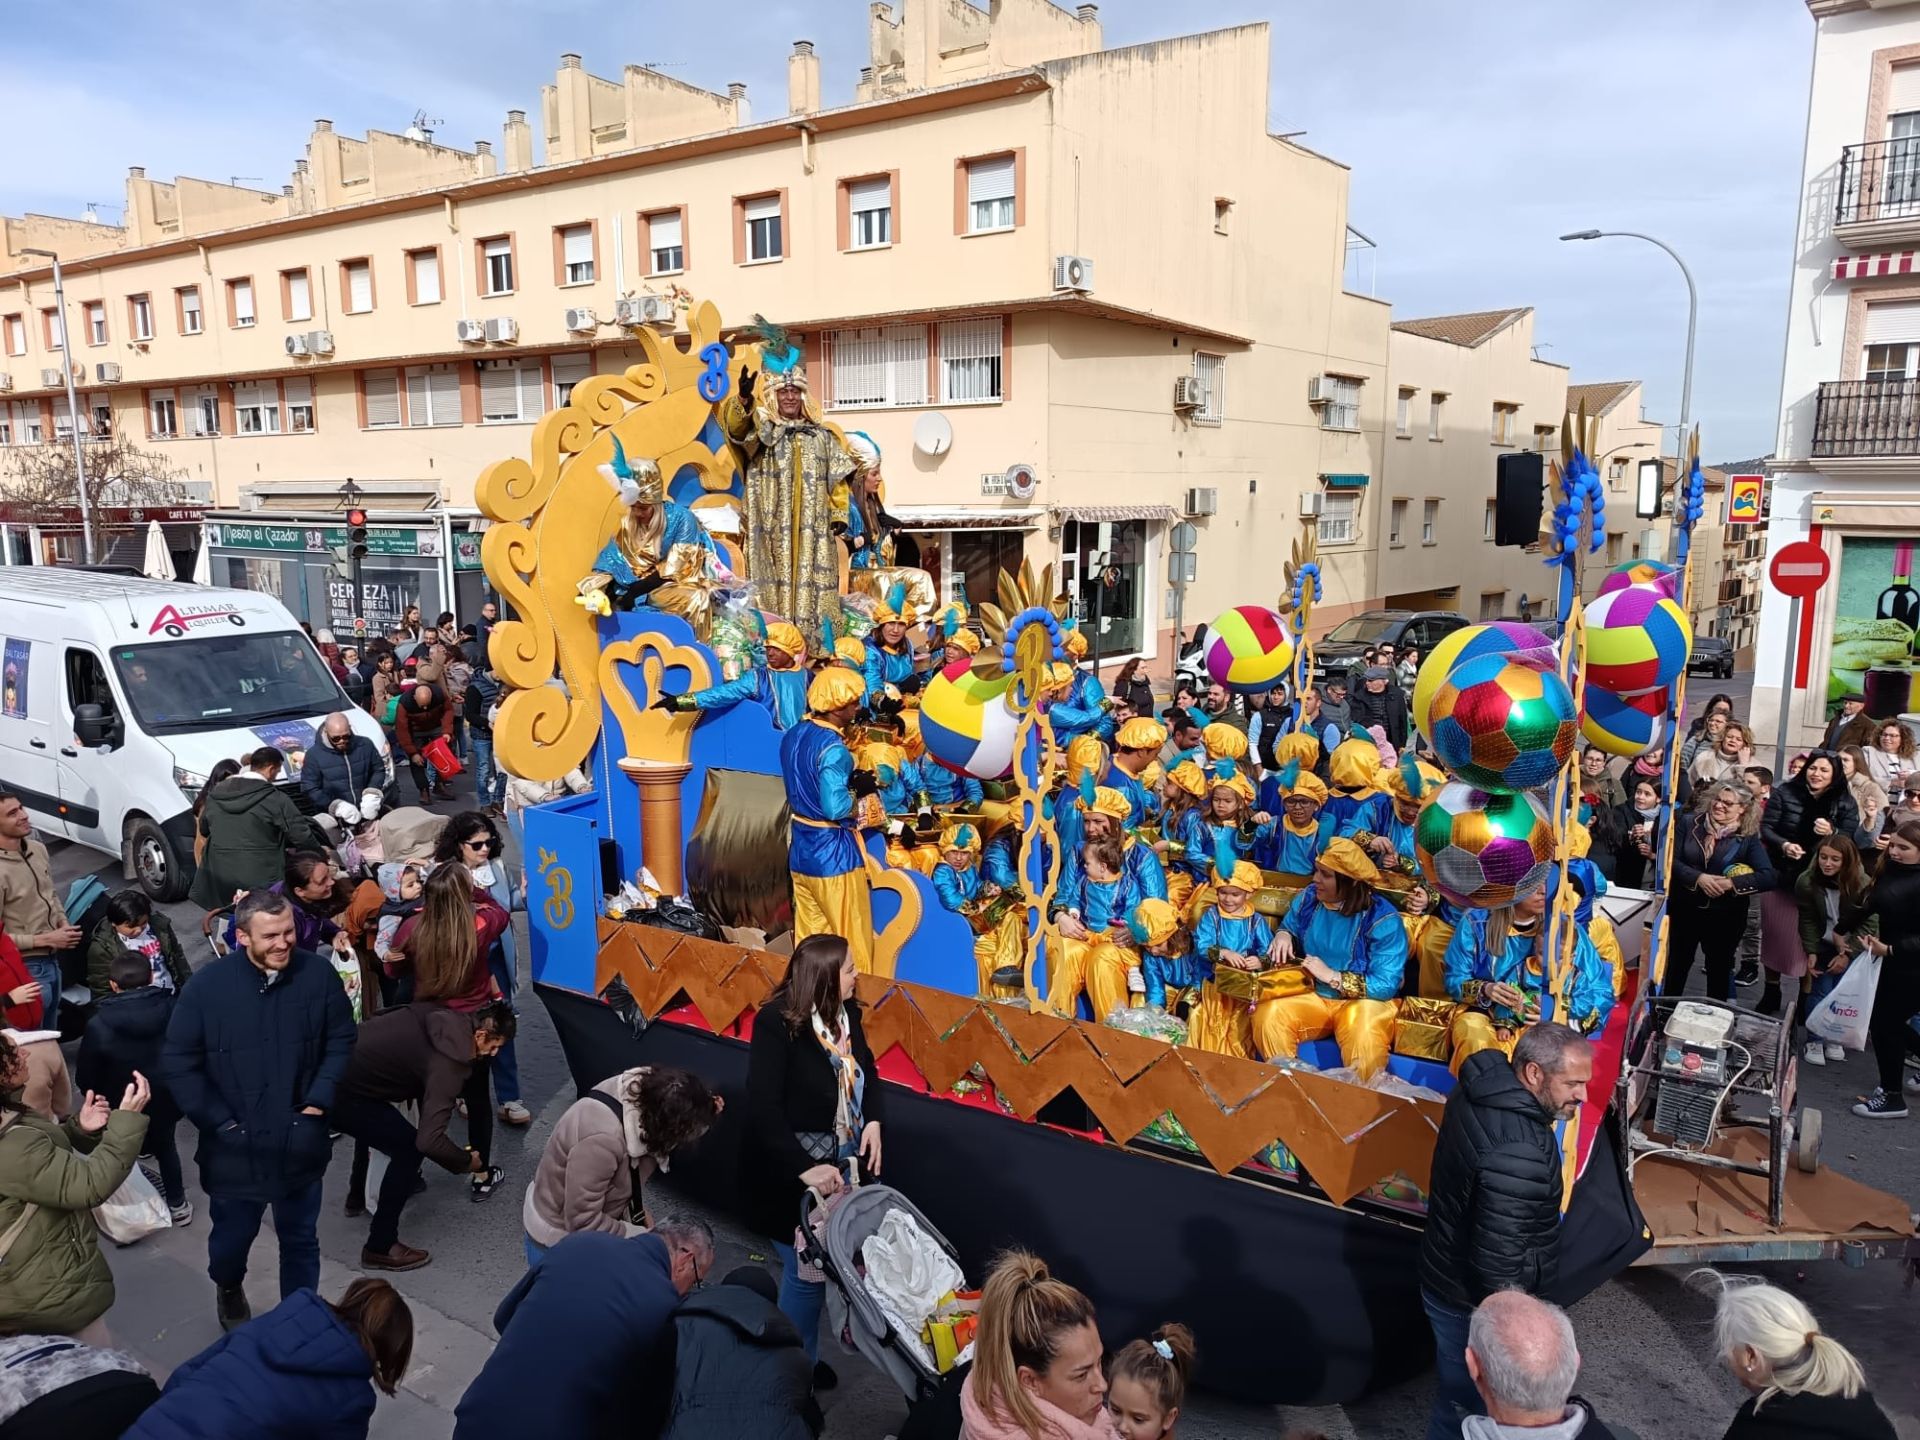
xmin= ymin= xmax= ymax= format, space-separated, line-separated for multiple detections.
xmin=479 ymin=297 xmax=1914 ymax=1406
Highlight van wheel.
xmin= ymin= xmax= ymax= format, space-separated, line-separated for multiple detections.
xmin=127 ymin=817 xmax=189 ymax=903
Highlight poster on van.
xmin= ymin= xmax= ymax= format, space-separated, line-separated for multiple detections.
xmin=249 ymin=719 xmax=316 ymax=778
xmin=1 ymin=638 xmax=28 ymax=719
xmin=1826 ymin=536 xmax=1920 ymax=719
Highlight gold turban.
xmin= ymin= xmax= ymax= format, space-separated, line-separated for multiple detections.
xmin=1063 ymin=628 xmax=1088 ymax=659
xmin=1203 ymin=723 xmax=1249 ymax=764
xmin=1317 ymin=836 xmax=1382 ymax=887
xmin=809 ymin=668 xmax=866 ymax=713
xmin=1130 ymin=898 xmax=1181 ymax=949
xmin=1116 ymin=717 xmax=1167 ymax=752
xmin=1065 ymin=735 xmax=1109 ymax=785
xmin=1273 ymin=732 xmax=1321 ymax=771
xmin=1279 ymin=769 xmax=1329 ymax=806
xmin=1083 ymin=785 xmax=1134 ymax=821
xmin=765 ymin=621 xmax=805 ymax=661
xmin=1166 ymin=761 xmax=1209 ymax=798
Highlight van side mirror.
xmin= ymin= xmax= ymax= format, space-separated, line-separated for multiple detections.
xmin=73 ymin=703 xmax=112 ymax=748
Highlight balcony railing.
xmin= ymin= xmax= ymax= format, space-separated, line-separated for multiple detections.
xmin=1836 ymin=138 xmax=1920 ymax=226
xmin=1813 ymin=377 xmax=1920 ymax=457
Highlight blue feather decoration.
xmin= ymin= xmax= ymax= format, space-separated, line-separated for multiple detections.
xmin=1276 ymin=758 xmax=1301 ymax=792
xmin=1212 ymin=829 xmax=1235 ymax=881
xmin=1078 ymin=771 xmax=1097 ymax=810
xmin=942 ymin=609 xmax=958 ymax=640
xmin=885 ymin=580 xmax=908 ymax=617
xmin=822 ymin=613 xmax=837 ymax=655
xmin=1212 ymin=758 xmax=1235 ymax=783
xmin=1349 ymin=725 xmax=1372 ymax=743
xmin=608 ymin=433 xmax=633 ymax=480
xmin=1399 ymin=753 xmax=1425 ymax=800
xmin=1127 ymin=910 xmax=1151 ymax=947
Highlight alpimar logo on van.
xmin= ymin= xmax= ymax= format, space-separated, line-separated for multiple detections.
xmin=148 ymin=603 xmax=249 ymax=639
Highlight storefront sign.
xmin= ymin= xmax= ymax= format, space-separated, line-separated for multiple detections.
xmin=210 ymin=522 xmax=438 ymax=557
xmin=1727 ymin=475 xmax=1764 ymax=525
xmin=325 ymin=577 xmax=419 ymax=636
xmin=453 ymin=533 xmax=483 ymax=571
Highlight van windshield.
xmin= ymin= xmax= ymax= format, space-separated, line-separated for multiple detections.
xmin=1323 ymin=615 xmax=1402 ymax=645
xmin=110 ymin=631 xmax=345 ymax=733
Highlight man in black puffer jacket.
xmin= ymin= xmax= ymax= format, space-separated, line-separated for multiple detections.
xmin=1419 ymin=1023 xmax=1592 ymax=1440
xmin=662 ymin=1265 xmax=820 ymax=1440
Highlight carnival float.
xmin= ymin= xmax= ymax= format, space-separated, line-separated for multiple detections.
xmin=478 ymin=296 xmax=1913 ymax=1405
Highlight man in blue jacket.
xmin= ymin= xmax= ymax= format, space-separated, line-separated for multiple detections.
xmin=300 ymin=712 xmax=389 ymax=818
xmin=454 ymin=1220 xmax=714 ymax=1440
xmin=163 ymin=887 xmax=356 ymax=1333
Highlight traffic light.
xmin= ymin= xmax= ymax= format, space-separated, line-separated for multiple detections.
xmin=346 ymin=508 xmax=370 ymax=561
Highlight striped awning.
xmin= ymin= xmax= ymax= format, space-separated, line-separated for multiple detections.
xmin=1049 ymin=504 xmax=1179 ymax=524
xmin=1832 ymin=250 xmax=1920 ymax=280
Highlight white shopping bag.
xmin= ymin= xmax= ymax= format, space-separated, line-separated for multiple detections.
xmin=1806 ymin=951 xmax=1880 ymax=1052
xmin=861 ymin=1208 xmax=966 ymax=1357
xmin=94 ymin=1165 xmax=171 ymax=1246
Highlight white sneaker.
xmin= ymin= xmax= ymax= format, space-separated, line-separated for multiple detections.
xmin=1825 ymin=1042 xmax=1846 ymax=1063
xmin=169 ymin=1200 xmax=194 ymax=1226
xmin=1802 ymin=1042 xmax=1825 ymax=1067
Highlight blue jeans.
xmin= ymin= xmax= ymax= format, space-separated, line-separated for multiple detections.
xmin=524 ymin=1234 xmax=548 ymax=1268
xmin=207 ymin=1178 xmax=324 ymax=1299
xmin=773 ymin=1240 xmax=825 ymax=1364
xmin=488 ymin=946 xmax=520 ymax=1105
xmin=1424 ymin=1290 xmax=1481 ymax=1440
xmin=472 ymin=731 xmax=504 ymax=807
xmin=24 ymin=958 xmax=60 ymax=1032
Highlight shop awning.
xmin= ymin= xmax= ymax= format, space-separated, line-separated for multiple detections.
xmin=1048 ymin=504 xmax=1179 ymax=524
xmin=1320 ymin=473 xmax=1371 ymax=488
xmin=1832 ymin=250 xmax=1919 ymax=280
xmin=890 ymin=506 xmax=1046 ymax=530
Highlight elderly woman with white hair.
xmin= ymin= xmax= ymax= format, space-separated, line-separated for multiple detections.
xmin=1701 ymin=1272 xmax=1894 ymax=1439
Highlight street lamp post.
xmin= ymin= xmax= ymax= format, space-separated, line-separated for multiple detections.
xmin=1559 ymin=229 xmax=1697 ymax=446
xmin=18 ymin=247 xmax=94 ymax=565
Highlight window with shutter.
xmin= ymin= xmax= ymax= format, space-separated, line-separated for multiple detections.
xmin=560 ymin=225 xmax=595 ymax=284
xmin=406 ymin=364 xmax=462 ymax=426
xmin=1192 ymin=352 xmax=1224 ymax=423
xmin=3 ymin=315 xmax=22 ymax=355
xmin=284 ymin=377 xmax=314 ymax=433
xmin=482 ymin=237 xmax=514 ymax=296
xmin=286 ymin=271 xmax=312 ymax=322
xmin=648 ymin=211 xmax=685 ymax=274
xmin=1318 ymin=492 xmax=1357 ymax=545
xmin=480 ymin=362 xmax=543 ymax=422
xmin=825 ymin=325 xmax=929 ymax=410
xmin=743 ymin=195 xmax=783 ymax=262
xmin=130 ymin=296 xmax=154 ymax=341
xmin=409 ymin=250 xmax=441 ymax=305
xmin=179 ymin=288 xmax=202 ymax=335
xmin=848 ymin=176 xmax=892 ymax=248
xmin=551 ymin=352 xmax=593 ymax=408
xmin=364 ymin=370 xmax=401 ymax=429
xmin=86 ymin=302 xmax=106 ymax=345
xmin=344 ymin=262 xmax=372 ymax=314
xmin=966 ymin=156 xmax=1016 ymax=233
xmin=230 ymin=279 xmax=255 ymax=327
xmin=940 ymin=318 xmax=1003 ymax=404
xmin=149 ymin=394 xmax=177 ymax=438
xmin=7 ymin=401 xmax=42 ymax=445
xmin=235 ymin=382 xmax=281 ymax=435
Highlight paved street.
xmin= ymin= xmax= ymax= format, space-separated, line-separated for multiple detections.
xmin=39 ymin=720 xmax=1920 ymax=1439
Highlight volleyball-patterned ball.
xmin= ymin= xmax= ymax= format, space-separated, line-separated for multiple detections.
xmin=1584 ymin=583 xmax=1692 ymax=696
xmin=1428 ymin=654 xmax=1579 ymax=793
xmin=919 ymin=657 xmax=1019 ymax=780
xmin=1415 ymin=782 xmax=1556 ymax=911
xmin=1596 ymin=558 xmax=1681 ymax=601
xmin=1204 ymin=605 xmax=1296 ymax=694
xmin=1413 ymin=621 xmax=1557 ymax=744
xmin=1581 ymin=685 xmax=1668 ymax=758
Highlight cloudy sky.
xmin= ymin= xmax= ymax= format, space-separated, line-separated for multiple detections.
xmin=1 ymin=1 xmax=1808 ymax=459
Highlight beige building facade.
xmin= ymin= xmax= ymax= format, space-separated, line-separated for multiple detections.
xmin=1377 ymin=307 xmax=1568 ymax=624
xmin=0 ymin=3 xmax=1401 ymax=659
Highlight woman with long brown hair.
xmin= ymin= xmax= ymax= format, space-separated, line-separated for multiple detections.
xmin=962 ymin=1251 xmax=1114 ymax=1439
xmin=1841 ymin=818 xmax=1920 ymax=1119
xmin=742 ymin=934 xmax=885 ymax=1390
xmin=1795 ymin=834 xmax=1878 ymax=1071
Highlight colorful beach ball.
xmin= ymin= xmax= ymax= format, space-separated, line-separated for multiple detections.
xmin=1596 ymin=559 xmax=1681 ymax=601
xmin=1204 ymin=605 xmax=1295 ymax=694
xmin=1428 ymin=654 xmax=1579 ymax=793
xmin=1582 ymin=685 xmax=1668 ymax=758
xmin=1584 ymin=583 xmax=1692 ymax=697
xmin=1416 ymin=782 xmax=1556 ymax=912
xmin=1414 ymin=621 xmax=1557 ymax=744
xmin=919 ymin=656 xmax=1019 ymax=780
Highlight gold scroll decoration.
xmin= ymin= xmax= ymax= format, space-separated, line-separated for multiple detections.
xmin=595 ymin=924 xmax=1445 ymax=1206
xmin=479 ymin=299 xmax=743 ymax=783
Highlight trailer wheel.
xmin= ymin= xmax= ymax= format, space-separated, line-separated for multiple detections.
xmin=1795 ymin=1107 xmax=1823 ymax=1174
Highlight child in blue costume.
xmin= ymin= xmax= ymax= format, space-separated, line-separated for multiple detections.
xmin=1055 ymin=777 xmax=1168 ymax=911
xmin=1442 ymin=878 xmax=1615 ymax=1073
xmin=1155 ymin=760 xmax=1209 ymax=911
xmin=1252 ymin=838 xmax=1406 ymax=1077
xmin=1351 ymin=755 xmax=1446 ymax=993
xmin=1254 ymin=731 xmax=1324 ymax=820
xmin=664 ymin=618 xmax=810 ymax=731
xmin=1048 ymin=627 xmax=1115 ymax=746
xmin=1255 ymin=761 xmax=1336 ymax=874
xmin=576 ymin=435 xmax=718 ymax=617
xmin=1168 ymin=764 xmax=1274 ymax=920
xmin=1063 ymin=735 xmax=1151 ymax=830
xmin=1178 ymin=856 xmax=1278 ymax=1059
xmin=779 ymin=667 xmax=876 ymax=972
xmin=1131 ymin=898 xmax=1193 ymax=1014
xmin=862 ymin=581 xmax=927 ymax=702
xmin=1048 ymin=830 xmax=1157 ymax=1022
xmin=931 ymin=821 xmax=1024 ymax=994
xmin=1321 ymin=728 xmax=1385 ymax=837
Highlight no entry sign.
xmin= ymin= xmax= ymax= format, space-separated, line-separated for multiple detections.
xmin=1769 ymin=540 xmax=1831 ymax=598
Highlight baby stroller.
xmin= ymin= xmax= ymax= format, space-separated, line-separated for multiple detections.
xmin=797 ymin=1183 xmax=966 ymax=1404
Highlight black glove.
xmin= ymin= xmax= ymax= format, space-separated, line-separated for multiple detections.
xmin=739 ymin=368 xmax=757 ymax=406
xmin=830 ymin=520 xmax=848 ymax=538
xmin=849 ymin=770 xmax=879 ymax=800
xmin=896 ymin=675 xmax=922 ymax=698
xmin=652 ymin=693 xmax=685 ymax=713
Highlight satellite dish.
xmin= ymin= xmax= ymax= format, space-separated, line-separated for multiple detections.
xmin=1007 ymin=463 xmax=1038 ymax=500
xmin=912 ymin=412 xmax=953 ymax=457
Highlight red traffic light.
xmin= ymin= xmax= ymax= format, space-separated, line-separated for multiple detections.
xmin=347 ymin=508 xmax=368 ymax=527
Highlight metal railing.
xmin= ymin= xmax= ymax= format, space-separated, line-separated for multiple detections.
xmin=1836 ymin=138 xmax=1920 ymax=226
xmin=1813 ymin=377 xmax=1920 ymax=457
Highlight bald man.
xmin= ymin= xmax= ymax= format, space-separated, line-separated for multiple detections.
xmin=394 ymin=684 xmax=455 ymax=805
xmin=1459 ymin=1291 xmax=1635 ymax=1440
xmin=301 ymin=712 xmax=388 ymax=817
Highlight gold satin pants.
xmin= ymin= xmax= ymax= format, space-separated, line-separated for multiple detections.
xmin=1415 ymin=917 xmax=1456 ymax=1000
xmin=973 ymin=910 xmax=1027 ymax=997
xmin=1046 ymin=935 xmax=1137 ymax=1022
xmin=792 ymin=871 xmax=875 ymax=975
xmin=1184 ymin=983 xmax=1255 ymax=1060
xmin=1449 ymin=1009 xmax=1518 ymax=1075
xmin=1251 ymin=993 xmax=1400 ymax=1079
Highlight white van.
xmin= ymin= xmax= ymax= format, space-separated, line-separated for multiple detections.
xmin=0 ymin=570 xmax=390 ymax=900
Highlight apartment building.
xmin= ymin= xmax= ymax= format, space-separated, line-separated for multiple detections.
xmin=0 ymin=1 xmax=1394 ymax=660
xmin=1760 ymin=0 xmax=1920 ymax=750
xmin=1376 ymin=307 xmax=1568 ymax=623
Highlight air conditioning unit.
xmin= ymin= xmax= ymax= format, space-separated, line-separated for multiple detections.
xmin=0 ymin=374 xmax=11 ymax=394
xmin=615 ymin=295 xmax=675 ymax=328
xmin=1306 ymin=375 xmax=1332 ymax=406
xmin=455 ymin=318 xmax=489 ymax=344
xmin=305 ymin=329 xmax=336 ymax=356
xmin=284 ymin=334 xmax=309 ymax=358
xmin=40 ymin=368 xmax=64 ymax=388
xmin=1299 ymin=492 xmax=1324 ymax=518
xmin=1183 ymin=486 xmax=1218 ymax=517
xmin=563 ymin=307 xmax=598 ymax=334
xmin=484 ymin=316 xmax=519 ymax=344
xmin=1172 ymin=375 xmax=1205 ymax=410
xmin=94 ymin=362 xmax=122 ymax=384
xmin=1053 ymin=254 xmax=1094 ymax=293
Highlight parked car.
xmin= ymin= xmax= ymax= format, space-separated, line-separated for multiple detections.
xmin=1687 ymin=634 xmax=1735 ymax=678
xmin=1310 ymin=609 xmax=1470 ymax=684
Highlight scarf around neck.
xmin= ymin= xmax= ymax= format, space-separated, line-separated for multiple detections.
xmin=959 ymin=1379 xmax=1118 ymax=1440
xmin=810 ymin=1007 xmax=864 ymax=1146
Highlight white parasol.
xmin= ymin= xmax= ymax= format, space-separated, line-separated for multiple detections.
xmin=141 ymin=520 xmax=176 ymax=581
xmin=190 ymin=533 xmax=211 ymax=585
